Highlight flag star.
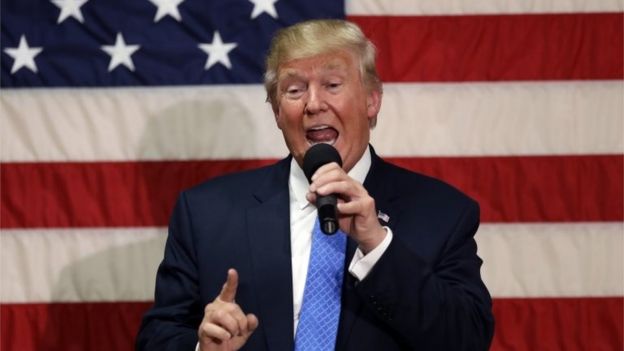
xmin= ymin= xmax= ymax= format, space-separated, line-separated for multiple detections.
xmin=198 ymin=32 xmax=237 ymax=70
xmin=249 ymin=0 xmax=279 ymax=19
xmin=148 ymin=0 xmax=184 ymax=22
xmin=51 ymin=0 xmax=89 ymax=24
xmin=101 ymin=33 xmax=140 ymax=72
xmin=3 ymin=35 xmax=43 ymax=74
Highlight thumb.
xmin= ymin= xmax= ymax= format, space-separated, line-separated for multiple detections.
xmin=240 ymin=313 xmax=259 ymax=342
xmin=246 ymin=313 xmax=259 ymax=333
xmin=218 ymin=268 xmax=238 ymax=302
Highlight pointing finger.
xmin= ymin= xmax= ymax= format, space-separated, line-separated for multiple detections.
xmin=218 ymin=268 xmax=238 ymax=303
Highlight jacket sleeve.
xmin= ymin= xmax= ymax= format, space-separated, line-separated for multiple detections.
xmin=353 ymin=200 xmax=495 ymax=350
xmin=135 ymin=192 xmax=201 ymax=351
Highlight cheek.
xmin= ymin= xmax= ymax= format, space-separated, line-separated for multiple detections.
xmin=337 ymin=98 xmax=367 ymax=126
xmin=279 ymin=101 xmax=303 ymax=122
xmin=276 ymin=108 xmax=300 ymax=134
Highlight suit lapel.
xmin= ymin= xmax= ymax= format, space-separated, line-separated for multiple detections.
xmin=337 ymin=147 xmax=402 ymax=349
xmin=246 ymin=158 xmax=295 ymax=351
xmin=363 ymin=149 xmax=401 ymax=229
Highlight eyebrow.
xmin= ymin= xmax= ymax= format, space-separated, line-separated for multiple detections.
xmin=322 ymin=62 xmax=347 ymax=71
xmin=278 ymin=63 xmax=348 ymax=81
xmin=279 ymin=70 xmax=303 ymax=80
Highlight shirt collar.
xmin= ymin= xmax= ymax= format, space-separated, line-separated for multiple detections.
xmin=289 ymin=146 xmax=372 ymax=210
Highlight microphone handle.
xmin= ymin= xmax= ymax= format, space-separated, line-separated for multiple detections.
xmin=317 ymin=195 xmax=339 ymax=235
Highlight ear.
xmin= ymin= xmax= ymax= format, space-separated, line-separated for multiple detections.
xmin=366 ymin=89 xmax=382 ymax=120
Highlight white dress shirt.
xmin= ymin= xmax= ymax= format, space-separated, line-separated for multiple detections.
xmin=289 ymin=147 xmax=393 ymax=333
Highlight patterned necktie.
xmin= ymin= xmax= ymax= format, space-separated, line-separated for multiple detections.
xmin=294 ymin=217 xmax=347 ymax=351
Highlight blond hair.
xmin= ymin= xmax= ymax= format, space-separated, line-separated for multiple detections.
xmin=264 ymin=19 xmax=382 ymax=126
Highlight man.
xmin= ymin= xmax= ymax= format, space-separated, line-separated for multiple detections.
xmin=136 ymin=19 xmax=494 ymax=350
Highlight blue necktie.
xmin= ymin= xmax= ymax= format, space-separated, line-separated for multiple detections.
xmin=294 ymin=217 xmax=347 ymax=351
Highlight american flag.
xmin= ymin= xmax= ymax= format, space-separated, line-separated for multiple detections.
xmin=1 ymin=0 xmax=623 ymax=350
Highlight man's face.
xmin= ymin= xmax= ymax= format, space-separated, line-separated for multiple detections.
xmin=274 ymin=50 xmax=381 ymax=172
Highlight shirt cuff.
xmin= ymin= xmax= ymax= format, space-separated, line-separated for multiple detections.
xmin=195 ymin=342 xmax=200 ymax=351
xmin=348 ymin=226 xmax=393 ymax=281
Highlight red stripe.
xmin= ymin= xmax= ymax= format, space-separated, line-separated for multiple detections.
xmin=0 ymin=302 xmax=152 ymax=351
xmin=348 ymin=13 xmax=624 ymax=82
xmin=386 ymin=154 xmax=623 ymax=223
xmin=1 ymin=155 xmax=621 ymax=228
xmin=0 ymin=159 xmax=274 ymax=229
xmin=2 ymin=298 xmax=622 ymax=351
xmin=491 ymin=297 xmax=624 ymax=351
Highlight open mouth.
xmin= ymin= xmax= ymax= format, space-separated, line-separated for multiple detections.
xmin=306 ymin=125 xmax=338 ymax=146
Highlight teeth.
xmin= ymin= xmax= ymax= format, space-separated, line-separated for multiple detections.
xmin=307 ymin=139 xmax=337 ymax=146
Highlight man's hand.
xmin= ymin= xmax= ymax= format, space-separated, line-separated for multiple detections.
xmin=198 ymin=269 xmax=259 ymax=351
xmin=307 ymin=162 xmax=387 ymax=253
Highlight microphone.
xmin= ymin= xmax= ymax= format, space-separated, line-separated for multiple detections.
xmin=303 ymin=143 xmax=343 ymax=235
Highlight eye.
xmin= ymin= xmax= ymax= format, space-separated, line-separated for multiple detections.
xmin=283 ymin=83 xmax=305 ymax=99
xmin=325 ymin=81 xmax=343 ymax=92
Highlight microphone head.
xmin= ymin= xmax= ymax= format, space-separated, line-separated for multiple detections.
xmin=302 ymin=143 xmax=343 ymax=183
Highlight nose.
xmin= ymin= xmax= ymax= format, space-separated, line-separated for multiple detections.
xmin=304 ymin=85 xmax=327 ymax=116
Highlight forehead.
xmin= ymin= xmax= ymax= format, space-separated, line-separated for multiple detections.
xmin=277 ymin=50 xmax=358 ymax=79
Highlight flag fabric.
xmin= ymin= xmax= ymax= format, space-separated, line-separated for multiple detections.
xmin=1 ymin=0 xmax=623 ymax=350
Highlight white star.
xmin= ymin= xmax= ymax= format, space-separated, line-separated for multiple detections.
xmin=148 ymin=0 xmax=184 ymax=22
xmin=3 ymin=35 xmax=43 ymax=74
xmin=101 ymin=33 xmax=140 ymax=72
xmin=198 ymin=32 xmax=237 ymax=70
xmin=249 ymin=0 xmax=279 ymax=19
xmin=51 ymin=0 xmax=89 ymax=24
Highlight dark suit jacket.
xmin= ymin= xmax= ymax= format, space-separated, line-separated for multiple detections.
xmin=136 ymin=148 xmax=494 ymax=350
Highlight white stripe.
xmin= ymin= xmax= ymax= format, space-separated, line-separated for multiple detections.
xmin=0 ymin=85 xmax=289 ymax=162
xmin=1 ymin=223 xmax=622 ymax=303
xmin=477 ymin=222 xmax=624 ymax=298
xmin=2 ymin=81 xmax=622 ymax=162
xmin=0 ymin=228 xmax=166 ymax=303
xmin=346 ymin=0 xmax=624 ymax=15
xmin=373 ymin=81 xmax=624 ymax=157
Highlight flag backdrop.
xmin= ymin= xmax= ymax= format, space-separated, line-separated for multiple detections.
xmin=1 ymin=0 xmax=623 ymax=350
